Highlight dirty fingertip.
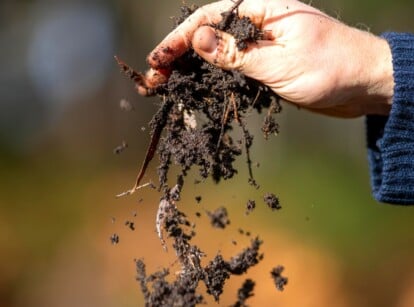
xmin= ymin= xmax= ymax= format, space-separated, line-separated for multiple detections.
xmin=146 ymin=68 xmax=170 ymax=87
xmin=193 ymin=26 xmax=217 ymax=54
xmin=148 ymin=38 xmax=188 ymax=69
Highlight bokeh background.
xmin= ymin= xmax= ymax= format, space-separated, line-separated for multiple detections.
xmin=1 ymin=0 xmax=414 ymax=306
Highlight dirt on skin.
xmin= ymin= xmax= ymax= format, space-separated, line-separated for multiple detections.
xmin=115 ymin=1 xmax=286 ymax=306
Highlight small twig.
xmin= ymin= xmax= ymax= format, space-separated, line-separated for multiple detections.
xmin=116 ymin=182 xmax=154 ymax=198
xmin=230 ymin=92 xmax=240 ymax=123
xmin=216 ymin=96 xmax=231 ymax=154
xmin=239 ymin=119 xmax=259 ymax=189
xmin=117 ymin=97 xmax=172 ymax=197
xmin=114 ymin=55 xmax=153 ymax=96
xmin=230 ymin=0 xmax=244 ymax=13
xmin=115 ymin=55 xmax=144 ymax=84
xmin=251 ymin=89 xmax=261 ymax=108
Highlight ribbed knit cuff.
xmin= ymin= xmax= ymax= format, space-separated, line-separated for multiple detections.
xmin=366 ymin=32 xmax=414 ymax=205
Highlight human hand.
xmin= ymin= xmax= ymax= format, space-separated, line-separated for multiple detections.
xmin=141 ymin=0 xmax=394 ymax=118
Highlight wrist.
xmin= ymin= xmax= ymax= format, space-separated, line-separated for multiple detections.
xmin=350 ymin=29 xmax=394 ymax=114
xmin=332 ymin=26 xmax=394 ymax=115
xmin=365 ymin=34 xmax=394 ymax=107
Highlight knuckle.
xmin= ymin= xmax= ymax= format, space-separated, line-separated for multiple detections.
xmin=217 ymin=36 xmax=245 ymax=70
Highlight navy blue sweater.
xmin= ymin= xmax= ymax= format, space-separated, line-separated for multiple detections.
xmin=366 ymin=32 xmax=414 ymax=205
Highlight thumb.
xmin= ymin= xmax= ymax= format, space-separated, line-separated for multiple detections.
xmin=192 ymin=25 xmax=253 ymax=72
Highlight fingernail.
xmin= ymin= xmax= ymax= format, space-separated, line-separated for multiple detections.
xmin=195 ymin=27 xmax=217 ymax=53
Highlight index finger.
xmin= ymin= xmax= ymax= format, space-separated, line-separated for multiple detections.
xmin=147 ymin=0 xmax=264 ymax=69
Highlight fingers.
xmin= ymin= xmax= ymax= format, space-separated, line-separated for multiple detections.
xmin=136 ymin=68 xmax=170 ymax=96
xmin=192 ymin=26 xmax=272 ymax=77
xmin=147 ymin=0 xmax=264 ymax=69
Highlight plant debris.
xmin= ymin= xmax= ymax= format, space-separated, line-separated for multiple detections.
xmin=271 ymin=266 xmax=288 ymax=291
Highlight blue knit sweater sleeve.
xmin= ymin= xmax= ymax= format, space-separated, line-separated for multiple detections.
xmin=366 ymin=32 xmax=414 ymax=205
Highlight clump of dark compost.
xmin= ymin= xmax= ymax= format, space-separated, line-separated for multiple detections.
xmin=116 ymin=1 xmax=281 ymax=197
xmin=138 ymin=194 xmax=263 ymax=306
xmin=232 ymin=279 xmax=255 ymax=307
xmin=110 ymin=233 xmax=119 ymax=245
xmin=115 ymin=1 xmax=286 ymax=306
xmin=245 ymin=199 xmax=256 ymax=215
xmin=207 ymin=206 xmax=230 ymax=229
xmin=264 ymin=193 xmax=281 ymax=211
xmin=271 ymin=265 xmax=288 ymax=291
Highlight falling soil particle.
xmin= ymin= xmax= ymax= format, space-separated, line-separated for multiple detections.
xmin=113 ymin=141 xmax=128 ymax=155
xmin=119 ymin=98 xmax=134 ymax=112
xmin=245 ymin=199 xmax=256 ymax=215
xmin=110 ymin=233 xmax=119 ymax=245
xmin=232 ymin=279 xmax=255 ymax=307
xmin=207 ymin=206 xmax=230 ymax=229
xmin=271 ymin=265 xmax=288 ymax=291
xmin=125 ymin=220 xmax=135 ymax=231
xmin=263 ymin=193 xmax=281 ymax=211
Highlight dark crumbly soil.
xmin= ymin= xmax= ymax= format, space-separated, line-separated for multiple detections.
xmin=125 ymin=220 xmax=135 ymax=231
xmin=245 ymin=199 xmax=256 ymax=215
xmin=110 ymin=233 xmax=119 ymax=245
xmin=138 ymin=196 xmax=263 ymax=306
xmin=116 ymin=1 xmax=286 ymax=305
xmin=128 ymin=2 xmax=281 ymax=194
xmin=232 ymin=279 xmax=255 ymax=307
xmin=264 ymin=193 xmax=281 ymax=211
xmin=207 ymin=206 xmax=230 ymax=229
xmin=271 ymin=265 xmax=288 ymax=291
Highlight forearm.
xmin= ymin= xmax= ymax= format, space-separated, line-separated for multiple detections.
xmin=366 ymin=32 xmax=414 ymax=205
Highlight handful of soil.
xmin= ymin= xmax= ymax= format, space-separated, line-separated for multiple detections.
xmin=115 ymin=1 xmax=286 ymax=305
xmin=116 ymin=1 xmax=281 ymax=198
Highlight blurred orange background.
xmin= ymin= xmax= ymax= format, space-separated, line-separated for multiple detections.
xmin=1 ymin=0 xmax=414 ymax=306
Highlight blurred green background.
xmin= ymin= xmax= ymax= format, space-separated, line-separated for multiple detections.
xmin=1 ymin=0 xmax=414 ymax=306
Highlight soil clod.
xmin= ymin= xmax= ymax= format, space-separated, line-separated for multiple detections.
xmin=271 ymin=265 xmax=288 ymax=291
xmin=245 ymin=199 xmax=256 ymax=215
xmin=264 ymin=193 xmax=281 ymax=211
xmin=125 ymin=220 xmax=135 ymax=231
xmin=110 ymin=233 xmax=120 ymax=245
xmin=207 ymin=206 xmax=230 ymax=229
xmin=232 ymin=279 xmax=255 ymax=307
